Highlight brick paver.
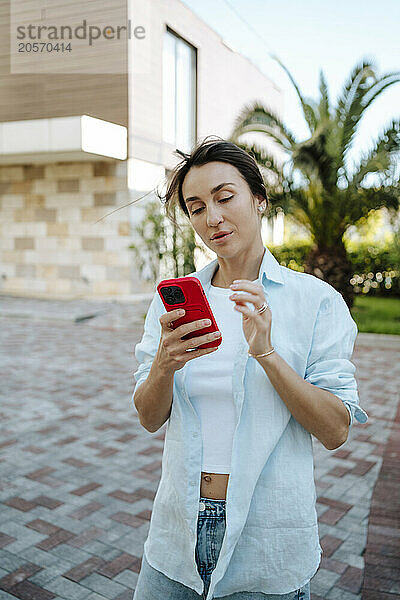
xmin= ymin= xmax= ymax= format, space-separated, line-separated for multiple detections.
xmin=0 ymin=294 xmax=399 ymax=599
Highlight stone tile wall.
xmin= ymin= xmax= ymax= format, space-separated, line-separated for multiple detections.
xmin=0 ymin=160 xmax=135 ymax=298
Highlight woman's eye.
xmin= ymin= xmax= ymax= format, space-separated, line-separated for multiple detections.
xmin=191 ymin=195 xmax=233 ymax=215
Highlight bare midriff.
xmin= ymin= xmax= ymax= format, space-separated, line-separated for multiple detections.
xmin=200 ymin=472 xmax=229 ymax=499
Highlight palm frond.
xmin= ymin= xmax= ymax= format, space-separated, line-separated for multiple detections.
xmin=318 ymin=70 xmax=330 ymax=120
xmin=339 ymin=67 xmax=377 ymax=159
xmin=361 ymin=71 xmax=400 ymax=112
xmin=335 ymin=58 xmax=376 ymax=124
xmin=271 ymin=55 xmax=318 ymax=133
xmin=233 ymin=141 xmax=284 ymax=178
xmin=292 ymin=123 xmax=338 ymax=191
xmin=341 ymin=70 xmax=400 ymax=161
xmin=351 ymin=120 xmax=400 ymax=187
xmin=302 ymin=98 xmax=320 ymax=132
xmin=232 ymin=123 xmax=293 ymax=153
xmin=230 ymin=101 xmax=297 ymax=150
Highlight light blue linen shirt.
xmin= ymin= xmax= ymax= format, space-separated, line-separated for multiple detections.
xmin=132 ymin=246 xmax=368 ymax=599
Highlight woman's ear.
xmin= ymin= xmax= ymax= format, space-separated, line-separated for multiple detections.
xmin=255 ymin=194 xmax=268 ymax=215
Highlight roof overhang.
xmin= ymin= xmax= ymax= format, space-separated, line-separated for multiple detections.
xmin=0 ymin=115 xmax=127 ymax=164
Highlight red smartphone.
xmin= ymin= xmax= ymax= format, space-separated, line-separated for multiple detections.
xmin=157 ymin=276 xmax=222 ymax=350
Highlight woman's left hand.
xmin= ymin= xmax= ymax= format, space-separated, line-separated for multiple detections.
xmin=229 ymin=280 xmax=272 ymax=355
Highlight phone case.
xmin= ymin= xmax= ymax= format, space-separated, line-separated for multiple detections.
xmin=157 ymin=276 xmax=222 ymax=350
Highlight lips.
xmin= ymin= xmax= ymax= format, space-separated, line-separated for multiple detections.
xmin=212 ymin=232 xmax=232 ymax=240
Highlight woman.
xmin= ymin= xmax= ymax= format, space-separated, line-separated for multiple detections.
xmin=132 ymin=137 xmax=368 ymax=600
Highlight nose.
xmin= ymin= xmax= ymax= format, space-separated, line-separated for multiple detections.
xmin=206 ymin=206 xmax=224 ymax=227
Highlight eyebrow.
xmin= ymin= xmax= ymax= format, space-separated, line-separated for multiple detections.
xmin=184 ymin=182 xmax=236 ymax=205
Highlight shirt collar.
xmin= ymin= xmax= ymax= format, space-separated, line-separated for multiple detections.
xmin=194 ymin=246 xmax=285 ymax=288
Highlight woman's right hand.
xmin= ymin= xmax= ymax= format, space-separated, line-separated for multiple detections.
xmin=156 ymin=309 xmax=221 ymax=374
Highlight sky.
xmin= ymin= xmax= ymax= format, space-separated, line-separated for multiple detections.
xmin=180 ymin=0 xmax=400 ymax=168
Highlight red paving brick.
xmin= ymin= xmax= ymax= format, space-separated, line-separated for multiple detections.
xmin=67 ymin=527 xmax=104 ymax=548
xmin=108 ymin=489 xmax=139 ymax=503
xmin=70 ymin=482 xmax=101 ymax=496
xmin=331 ymin=449 xmax=352 ymax=459
xmin=337 ymin=565 xmax=364 ymax=594
xmin=364 ymin=563 xmax=400 ymax=582
xmin=68 ymin=501 xmax=104 ymax=520
xmin=319 ymin=556 xmax=348 ymax=574
xmin=127 ymin=556 xmax=142 ymax=574
xmin=95 ymin=422 xmax=120 ymax=430
xmin=62 ymin=457 xmax=91 ymax=468
xmin=21 ymin=446 xmax=46 ymax=454
xmin=0 ymin=532 xmax=16 ymax=547
xmin=138 ymin=459 xmax=162 ymax=472
xmin=0 ymin=438 xmax=17 ymax=448
xmin=3 ymin=497 xmax=37 ymax=512
xmin=1 ymin=298 xmax=399 ymax=600
xmin=97 ymin=446 xmax=119 ymax=457
xmin=363 ymin=592 xmax=400 ymax=600
xmin=365 ymin=552 xmax=400 ymax=569
xmin=0 ymin=564 xmax=42 ymax=591
xmin=26 ymin=520 xmax=60 ymax=535
xmin=363 ymin=385 xmax=400 ymax=597
xmin=319 ymin=507 xmax=349 ymax=525
xmin=316 ymin=496 xmax=353 ymax=512
xmin=116 ymin=433 xmax=137 ymax=443
xmin=32 ymin=495 xmax=63 ymax=509
xmin=35 ymin=529 xmax=75 ymax=550
xmin=36 ymin=426 xmax=59 ymax=435
xmin=111 ymin=512 xmax=148 ymax=528
xmin=25 ymin=466 xmax=55 ymax=481
xmin=138 ymin=444 xmax=161 ymax=456
xmin=63 ymin=557 xmax=106 ymax=582
xmin=131 ymin=468 xmax=160 ymax=481
xmin=97 ymin=553 xmax=137 ymax=578
xmin=363 ymin=574 xmax=394 ymax=593
xmin=326 ymin=465 xmax=353 ymax=477
xmin=350 ymin=458 xmax=376 ymax=475
xmin=6 ymin=580 xmax=56 ymax=599
xmin=134 ymin=487 xmax=156 ymax=501
xmin=54 ymin=436 xmax=79 ymax=446
xmin=319 ymin=535 xmax=343 ymax=557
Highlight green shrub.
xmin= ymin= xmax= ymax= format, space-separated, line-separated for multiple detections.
xmin=269 ymin=241 xmax=400 ymax=297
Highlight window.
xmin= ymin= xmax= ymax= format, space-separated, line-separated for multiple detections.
xmin=163 ymin=28 xmax=197 ymax=153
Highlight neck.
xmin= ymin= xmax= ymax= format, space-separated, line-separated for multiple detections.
xmin=213 ymin=244 xmax=266 ymax=288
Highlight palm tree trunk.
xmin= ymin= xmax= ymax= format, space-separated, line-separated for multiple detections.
xmin=304 ymin=244 xmax=355 ymax=308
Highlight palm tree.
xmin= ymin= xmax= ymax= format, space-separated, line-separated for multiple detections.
xmin=230 ymin=58 xmax=400 ymax=307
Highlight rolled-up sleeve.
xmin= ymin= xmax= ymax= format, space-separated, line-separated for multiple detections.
xmin=305 ymin=290 xmax=368 ymax=429
xmin=132 ymin=291 xmax=163 ymax=411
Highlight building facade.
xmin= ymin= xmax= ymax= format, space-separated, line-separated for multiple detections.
xmin=0 ymin=0 xmax=283 ymax=298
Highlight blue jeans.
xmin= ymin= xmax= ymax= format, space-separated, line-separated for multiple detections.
xmin=133 ymin=496 xmax=311 ymax=600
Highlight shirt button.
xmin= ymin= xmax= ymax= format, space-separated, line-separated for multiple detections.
xmin=193 ymin=432 xmax=199 ymax=438
xmin=190 ymin=481 xmax=196 ymax=486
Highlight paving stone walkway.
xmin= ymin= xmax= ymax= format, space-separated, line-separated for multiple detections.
xmin=0 ymin=295 xmax=399 ymax=600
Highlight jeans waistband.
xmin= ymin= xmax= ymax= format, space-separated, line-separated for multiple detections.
xmin=199 ymin=496 xmax=226 ymax=517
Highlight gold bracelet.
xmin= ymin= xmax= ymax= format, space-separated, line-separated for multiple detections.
xmin=248 ymin=347 xmax=275 ymax=358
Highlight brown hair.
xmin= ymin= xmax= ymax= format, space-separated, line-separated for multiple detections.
xmin=157 ymin=135 xmax=269 ymax=229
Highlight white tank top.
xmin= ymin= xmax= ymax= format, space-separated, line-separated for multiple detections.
xmin=186 ymin=279 xmax=256 ymax=474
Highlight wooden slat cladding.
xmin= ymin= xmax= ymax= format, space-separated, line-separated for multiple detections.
xmin=0 ymin=73 xmax=128 ymax=125
xmin=0 ymin=0 xmax=128 ymax=126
